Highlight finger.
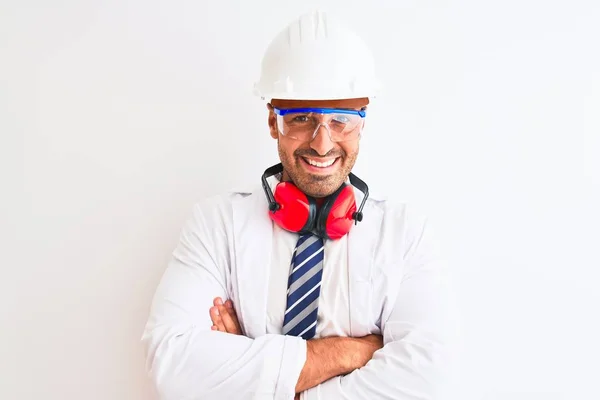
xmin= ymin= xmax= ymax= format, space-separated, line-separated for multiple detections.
xmin=218 ymin=304 xmax=240 ymax=334
xmin=209 ymin=305 xmax=219 ymax=325
xmin=210 ymin=298 xmax=228 ymax=332
xmin=210 ymin=306 xmax=227 ymax=332
xmin=224 ymin=301 xmax=242 ymax=332
xmin=209 ymin=298 xmax=218 ymax=326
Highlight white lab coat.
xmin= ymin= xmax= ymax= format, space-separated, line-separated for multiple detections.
xmin=142 ymin=183 xmax=459 ymax=400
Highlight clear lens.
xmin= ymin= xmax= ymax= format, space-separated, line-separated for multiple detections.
xmin=276 ymin=111 xmax=363 ymax=142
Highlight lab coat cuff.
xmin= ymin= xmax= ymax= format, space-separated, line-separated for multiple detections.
xmin=301 ymin=376 xmax=341 ymax=400
xmin=275 ymin=335 xmax=307 ymax=400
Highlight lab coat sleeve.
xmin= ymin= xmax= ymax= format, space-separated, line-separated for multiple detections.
xmin=301 ymin=210 xmax=460 ymax=400
xmin=142 ymin=200 xmax=307 ymax=400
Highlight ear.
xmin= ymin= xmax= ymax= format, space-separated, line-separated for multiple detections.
xmin=267 ymin=103 xmax=278 ymax=139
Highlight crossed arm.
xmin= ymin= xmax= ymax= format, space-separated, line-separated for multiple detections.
xmin=142 ymin=202 xmax=458 ymax=399
xmin=142 ymin=203 xmax=387 ymax=400
xmin=208 ymin=297 xmax=384 ymax=397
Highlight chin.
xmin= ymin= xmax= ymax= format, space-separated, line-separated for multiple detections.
xmin=298 ymin=179 xmax=344 ymax=198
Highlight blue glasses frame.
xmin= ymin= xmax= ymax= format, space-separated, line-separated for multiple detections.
xmin=273 ymin=107 xmax=367 ymax=118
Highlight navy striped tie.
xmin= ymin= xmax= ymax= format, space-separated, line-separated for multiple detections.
xmin=282 ymin=233 xmax=325 ymax=340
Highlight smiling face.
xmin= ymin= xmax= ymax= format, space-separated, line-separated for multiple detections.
xmin=268 ymin=97 xmax=369 ymax=198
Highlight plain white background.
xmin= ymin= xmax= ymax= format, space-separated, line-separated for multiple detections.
xmin=1 ymin=1 xmax=599 ymax=399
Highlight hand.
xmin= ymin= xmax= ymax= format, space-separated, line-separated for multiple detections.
xmin=295 ymin=335 xmax=383 ymax=393
xmin=348 ymin=334 xmax=384 ymax=370
xmin=209 ymin=297 xmax=243 ymax=335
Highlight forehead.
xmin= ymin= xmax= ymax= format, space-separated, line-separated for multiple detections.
xmin=270 ymin=97 xmax=369 ymax=110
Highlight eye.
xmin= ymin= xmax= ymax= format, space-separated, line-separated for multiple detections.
xmin=291 ymin=114 xmax=310 ymax=123
xmin=332 ymin=114 xmax=350 ymax=124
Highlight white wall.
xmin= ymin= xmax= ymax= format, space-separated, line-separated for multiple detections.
xmin=2 ymin=1 xmax=598 ymax=399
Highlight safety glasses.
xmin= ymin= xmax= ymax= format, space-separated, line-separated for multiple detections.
xmin=273 ymin=107 xmax=367 ymax=142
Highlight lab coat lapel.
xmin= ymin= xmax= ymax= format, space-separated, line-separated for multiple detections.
xmin=347 ymin=191 xmax=383 ymax=336
xmin=232 ymin=189 xmax=272 ymax=339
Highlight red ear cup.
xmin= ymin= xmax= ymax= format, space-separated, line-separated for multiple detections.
xmin=269 ymin=180 xmax=358 ymax=240
xmin=270 ymin=182 xmax=312 ymax=232
xmin=323 ymin=185 xmax=357 ymax=240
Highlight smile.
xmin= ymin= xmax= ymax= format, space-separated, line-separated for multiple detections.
xmin=301 ymin=157 xmax=339 ymax=168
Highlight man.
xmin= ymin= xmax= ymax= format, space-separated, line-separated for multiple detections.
xmin=142 ymin=10 xmax=458 ymax=400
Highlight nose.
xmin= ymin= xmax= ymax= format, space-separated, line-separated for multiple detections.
xmin=309 ymin=124 xmax=335 ymax=156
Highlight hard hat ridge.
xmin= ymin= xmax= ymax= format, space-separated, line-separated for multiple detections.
xmin=254 ymin=10 xmax=381 ymax=101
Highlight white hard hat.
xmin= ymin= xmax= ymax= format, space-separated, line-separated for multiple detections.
xmin=254 ymin=10 xmax=381 ymax=101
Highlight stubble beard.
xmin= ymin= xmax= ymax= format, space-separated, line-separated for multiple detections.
xmin=277 ymin=142 xmax=358 ymax=198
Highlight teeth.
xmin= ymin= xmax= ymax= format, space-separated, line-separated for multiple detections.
xmin=305 ymin=158 xmax=336 ymax=168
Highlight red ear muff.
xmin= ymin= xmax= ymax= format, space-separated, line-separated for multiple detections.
xmin=261 ymin=163 xmax=369 ymax=240
xmin=269 ymin=182 xmax=317 ymax=233
xmin=318 ymin=184 xmax=357 ymax=240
